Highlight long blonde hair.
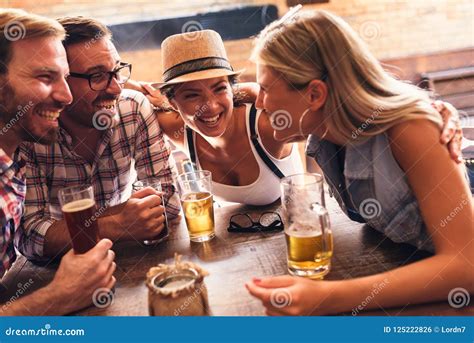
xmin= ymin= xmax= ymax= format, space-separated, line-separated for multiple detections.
xmin=252 ymin=10 xmax=442 ymax=142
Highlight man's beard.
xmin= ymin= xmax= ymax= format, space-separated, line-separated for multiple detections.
xmin=0 ymin=78 xmax=18 ymax=125
xmin=0 ymin=78 xmax=59 ymax=145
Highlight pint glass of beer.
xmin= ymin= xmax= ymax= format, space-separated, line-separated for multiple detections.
xmin=280 ymin=173 xmax=333 ymax=279
xmin=177 ymin=170 xmax=215 ymax=242
xmin=133 ymin=178 xmax=169 ymax=245
xmin=58 ymin=185 xmax=99 ymax=254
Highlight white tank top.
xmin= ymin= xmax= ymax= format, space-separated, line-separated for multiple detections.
xmin=183 ymin=103 xmax=303 ymax=205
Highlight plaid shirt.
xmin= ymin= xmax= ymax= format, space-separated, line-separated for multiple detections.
xmin=16 ymin=89 xmax=180 ymax=261
xmin=0 ymin=149 xmax=27 ymax=277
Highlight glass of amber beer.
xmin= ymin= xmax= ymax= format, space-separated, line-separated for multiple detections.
xmin=58 ymin=185 xmax=99 ymax=254
xmin=280 ymin=173 xmax=333 ymax=279
xmin=177 ymin=170 xmax=215 ymax=242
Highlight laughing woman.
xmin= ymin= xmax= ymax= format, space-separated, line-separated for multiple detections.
xmin=246 ymin=10 xmax=473 ymax=315
xmin=148 ymin=30 xmax=303 ymax=206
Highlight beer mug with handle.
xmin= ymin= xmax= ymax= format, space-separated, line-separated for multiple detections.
xmin=280 ymin=173 xmax=333 ymax=279
xmin=132 ymin=178 xmax=169 ymax=245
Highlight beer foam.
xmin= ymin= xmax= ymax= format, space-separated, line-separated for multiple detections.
xmin=285 ymin=223 xmax=322 ymax=237
xmin=62 ymin=198 xmax=95 ymax=212
xmin=182 ymin=192 xmax=212 ymax=202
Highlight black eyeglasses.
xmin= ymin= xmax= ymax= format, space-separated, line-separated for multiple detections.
xmin=68 ymin=62 xmax=132 ymax=91
xmin=227 ymin=212 xmax=284 ymax=233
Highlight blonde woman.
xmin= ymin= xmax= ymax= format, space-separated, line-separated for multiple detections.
xmin=246 ymin=10 xmax=473 ymax=315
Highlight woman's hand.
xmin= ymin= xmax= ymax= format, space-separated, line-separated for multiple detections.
xmin=245 ymin=276 xmax=337 ymax=316
xmin=141 ymin=83 xmax=173 ymax=110
xmin=124 ymin=79 xmax=173 ymax=110
xmin=433 ymin=100 xmax=463 ymax=163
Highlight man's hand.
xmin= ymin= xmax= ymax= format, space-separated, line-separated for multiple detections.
xmin=433 ymin=100 xmax=463 ymax=163
xmin=109 ymin=187 xmax=166 ymax=241
xmin=50 ymin=239 xmax=116 ymax=314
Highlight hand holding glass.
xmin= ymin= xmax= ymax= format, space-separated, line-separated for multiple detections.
xmin=58 ymin=185 xmax=99 ymax=254
xmin=132 ymin=178 xmax=169 ymax=245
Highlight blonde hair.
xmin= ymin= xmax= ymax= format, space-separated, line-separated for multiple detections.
xmin=0 ymin=9 xmax=65 ymax=74
xmin=252 ymin=10 xmax=442 ymax=142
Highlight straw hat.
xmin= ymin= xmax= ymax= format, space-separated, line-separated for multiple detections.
xmin=153 ymin=30 xmax=244 ymax=88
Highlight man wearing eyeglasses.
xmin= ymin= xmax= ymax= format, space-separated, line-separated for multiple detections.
xmin=16 ymin=16 xmax=180 ymax=260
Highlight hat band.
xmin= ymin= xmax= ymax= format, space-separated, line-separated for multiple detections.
xmin=163 ymin=57 xmax=234 ymax=82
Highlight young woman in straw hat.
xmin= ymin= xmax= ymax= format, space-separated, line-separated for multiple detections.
xmin=133 ymin=29 xmax=461 ymax=206
xmin=144 ymin=29 xmax=304 ymax=206
xmin=246 ymin=10 xmax=473 ymax=315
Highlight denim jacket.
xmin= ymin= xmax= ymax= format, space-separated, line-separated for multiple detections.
xmin=306 ymin=133 xmax=434 ymax=252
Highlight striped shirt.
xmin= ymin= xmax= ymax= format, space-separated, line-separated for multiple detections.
xmin=16 ymin=89 xmax=180 ymax=261
xmin=0 ymin=149 xmax=26 ymax=277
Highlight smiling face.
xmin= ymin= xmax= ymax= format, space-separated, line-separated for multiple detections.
xmin=0 ymin=36 xmax=72 ymax=144
xmin=63 ymin=38 xmax=122 ymax=128
xmin=255 ymin=64 xmax=311 ymax=142
xmin=169 ymin=76 xmax=234 ymax=138
xmin=256 ymin=64 xmax=329 ymax=143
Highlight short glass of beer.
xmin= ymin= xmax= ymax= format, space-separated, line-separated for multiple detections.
xmin=177 ymin=170 xmax=215 ymax=242
xmin=133 ymin=178 xmax=169 ymax=245
xmin=280 ymin=173 xmax=333 ymax=279
xmin=58 ymin=185 xmax=99 ymax=254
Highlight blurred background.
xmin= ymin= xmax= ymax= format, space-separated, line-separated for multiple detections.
xmin=2 ymin=0 xmax=473 ymax=183
xmin=2 ymin=0 xmax=473 ymax=123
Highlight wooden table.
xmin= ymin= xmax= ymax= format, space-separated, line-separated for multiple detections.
xmin=1 ymin=194 xmax=472 ymax=316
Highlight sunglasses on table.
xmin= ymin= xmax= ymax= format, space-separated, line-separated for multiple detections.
xmin=227 ymin=212 xmax=284 ymax=233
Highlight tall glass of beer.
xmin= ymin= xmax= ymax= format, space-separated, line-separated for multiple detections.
xmin=280 ymin=173 xmax=333 ymax=279
xmin=133 ymin=178 xmax=169 ymax=245
xmin=58 ymin=185 xmax=99 ymax=254
xmin=177 ymin=170 xmax=215 ymax=242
